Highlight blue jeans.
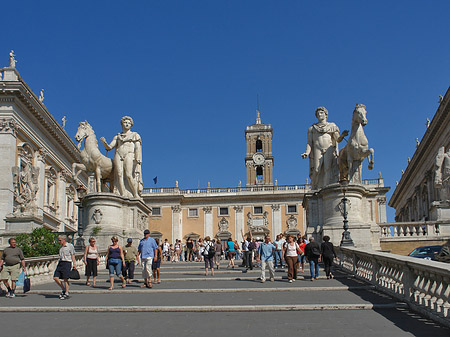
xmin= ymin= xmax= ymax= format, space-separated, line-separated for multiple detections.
xmin=309 ymin=258 xmax=319 ymax=279
xmin=108 ymin=258 xmax=123 ymax=277
xmin=274 ymin=250 xmax=283 ymax=267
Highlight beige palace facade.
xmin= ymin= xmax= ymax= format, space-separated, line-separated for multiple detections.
xmin=142 ymin=114 xmax=386 ymax=243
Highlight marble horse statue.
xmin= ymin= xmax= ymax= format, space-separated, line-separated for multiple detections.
xmin=339 ymin=104 xmax=374 ymax=184
xmin=73 ymin=121 xmax=114 ymax=192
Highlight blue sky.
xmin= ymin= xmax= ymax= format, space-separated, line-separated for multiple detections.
xmin=3 ymin=1 xmax=450 ymax=221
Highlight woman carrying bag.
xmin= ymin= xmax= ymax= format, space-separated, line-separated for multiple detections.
xmin=283 ymin=235 xmax=303 ymax=283
xmin=105 ymin=236 xmax=126 ymax=290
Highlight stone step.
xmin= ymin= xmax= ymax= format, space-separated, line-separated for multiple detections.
xmin=0 ymin=303 xmax=406 ymax=313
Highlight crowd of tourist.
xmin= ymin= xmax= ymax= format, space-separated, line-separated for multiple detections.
xmin=0 ymin=229 xmax=337 ymax=300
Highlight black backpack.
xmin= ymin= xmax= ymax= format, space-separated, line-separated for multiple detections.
xmin=204 ymin=242 xmax=215 ymax=258
xmin=248 ymin=241 xmax=256 ymax=251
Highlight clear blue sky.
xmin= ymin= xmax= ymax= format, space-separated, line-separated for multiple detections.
xmin=3 ymin=1 xmax=450 ymax=221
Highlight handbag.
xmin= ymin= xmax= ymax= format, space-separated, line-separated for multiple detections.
xmin=69 ymin=268 xmax=81 ymax=280
xmin=23 ymin=276 xmax=31 ymax=293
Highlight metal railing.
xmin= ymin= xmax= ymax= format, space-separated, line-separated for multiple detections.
xmin=337 ymin=247 xmax=450 ymax=327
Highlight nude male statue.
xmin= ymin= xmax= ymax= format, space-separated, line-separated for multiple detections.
xmin=435 ymin=146 xmax=450 ymax=202
xmin=100 ymin=116 xmax=142 ymax=198
xmin=301 ymin=107 xmax=348 ymax=190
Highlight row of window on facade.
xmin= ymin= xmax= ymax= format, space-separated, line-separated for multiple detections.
xmin=151 ymin=205 xmax=299 ymax=217
xmin=14 ymin=142 xmax=78 ymax=224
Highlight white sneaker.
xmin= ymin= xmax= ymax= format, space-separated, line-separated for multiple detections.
xmin=289 ymin=279 xmax=293 ymax=283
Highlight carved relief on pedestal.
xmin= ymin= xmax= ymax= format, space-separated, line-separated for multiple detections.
xmin=92 ymin=209 xmax=103 ymax=224
xmin=137 ymin=210 xmax=148 ymax=231
xmin=218 ymin=217 xmax=229 ymax=232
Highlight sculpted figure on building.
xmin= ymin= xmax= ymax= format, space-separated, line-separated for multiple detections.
xmin=435 ymin=146 xmax=450 ymax=202
xmin=12 ymin=162 xmax=40 ymax=214
xmin=100 ymin=116 xmax=143 ymax=198
xmin=301 ymin=107 xmax=348 ymax=190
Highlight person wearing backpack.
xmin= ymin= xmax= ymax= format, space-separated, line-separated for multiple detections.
xmin=203 ymin=236 xmax=215 ymax=276
xmin=304 ymin=237 xmax=321 ymax=281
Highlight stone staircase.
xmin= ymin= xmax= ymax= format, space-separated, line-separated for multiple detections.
xmin=0 ymin=261 xmax=449 ymax=336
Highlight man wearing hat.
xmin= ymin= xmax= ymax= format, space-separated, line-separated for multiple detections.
xmin=138 ymin=229 xmax=158 ymax=288
xmin=123 ymin=238 xmax=140 ymax=284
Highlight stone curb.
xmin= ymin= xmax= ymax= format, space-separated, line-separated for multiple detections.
xmin=26 ymin=285 xmax=374 ymax=294
xmin=0 ymin=303 xmax=406 ymax=312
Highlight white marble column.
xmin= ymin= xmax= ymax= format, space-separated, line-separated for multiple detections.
xmin=0 ymin=119 xmax=18 ymax=230
xmin=272 ymin=204 xmax=281 ymax=235
xmin=203 ymin=206 xmax=213 ymax=238
xmin=172 ymin=206 xmax=182 ymax=242
xmin=234 ymin=205 xmax=244 ymax=241
xmin=58 ymin=171 xmax=68 ymax=231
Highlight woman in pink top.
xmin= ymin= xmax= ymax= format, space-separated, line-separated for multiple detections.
xmin=83 ymin=237 xmax=99 ymax=287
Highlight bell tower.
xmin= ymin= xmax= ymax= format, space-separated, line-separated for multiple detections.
xmin=245 ymin=110 xmax=274 ymax=186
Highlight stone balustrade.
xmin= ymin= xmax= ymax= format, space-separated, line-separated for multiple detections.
xmin=142 ymin=179 xmax=384 ymax=195
xmin=379 ymin=221 xmax=445 ymax=238
xmin=22 ymin=250 xmax=107 ymax=285
xmin=337 ymin=246 xmax=450 ymax=327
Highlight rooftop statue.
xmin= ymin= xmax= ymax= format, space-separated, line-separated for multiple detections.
xmin=9 ymin=50 xmax=17 ymax=68
xmin=301 ymin=107 xmax=348 ymax=190
xmin=339 ymin=104 xmax=374 ymax=184
xmin=100 ymin=116 xmax=143 ymax=198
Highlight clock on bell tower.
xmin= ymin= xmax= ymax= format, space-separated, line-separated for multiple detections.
xmin=245 ymin=111 xmax=274 ymax=186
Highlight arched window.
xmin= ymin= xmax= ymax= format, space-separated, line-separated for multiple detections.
xmin=256 ymin=166 xmax=263 ymax=184
xmin=256 ymin=139 xmax=263 ymax=152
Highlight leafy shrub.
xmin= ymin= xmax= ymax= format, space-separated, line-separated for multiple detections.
xmin=91 ymin=226 xmax=102 ymax=236
xmin=16 ymin=227 xmax=60 ymax=258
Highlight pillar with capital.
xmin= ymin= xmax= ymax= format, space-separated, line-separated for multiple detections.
xmin=172 ymin=205 xmax=182 ymax=242
xmin=203 ymin=206 xmax=213 ymax=238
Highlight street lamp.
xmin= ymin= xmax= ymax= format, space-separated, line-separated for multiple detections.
xmin=339 ymin=181 xmax=354 ymax=247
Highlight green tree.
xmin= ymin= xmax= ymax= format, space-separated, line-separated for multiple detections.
xmin=16 ymin=227 xmax=60 ymax=258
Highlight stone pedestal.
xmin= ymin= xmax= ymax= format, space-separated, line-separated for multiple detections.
xmin=429 ymin=201 xmax=450 ymax=222
xmin=303 ymin=183 xmax=381 ymax=250
xmin=80 ymin=193 xmax=151 ymax=250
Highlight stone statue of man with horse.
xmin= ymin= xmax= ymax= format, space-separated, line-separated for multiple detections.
xmin=302 ymin=104 xmax=374 ymax=189
xmin=72 ymin=116 xmax=143 ymax=198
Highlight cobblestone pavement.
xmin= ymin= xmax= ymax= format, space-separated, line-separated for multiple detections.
xmin=0 ymin=261 xmax=448 ymax=336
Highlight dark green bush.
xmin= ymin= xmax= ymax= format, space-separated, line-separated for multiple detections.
xmin=16 ymin=227 xmax=60 ymax=257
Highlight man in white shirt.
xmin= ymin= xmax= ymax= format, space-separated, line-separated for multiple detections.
xmin=53 ymin=235 xmax=76 ymax=300
xmin=273 ymin=234 xmax=286 ymax=268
